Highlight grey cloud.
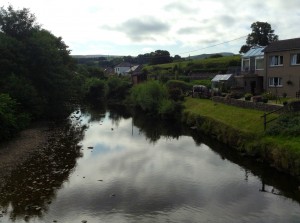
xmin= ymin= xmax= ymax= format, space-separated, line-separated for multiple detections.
xmin=164 ymin=2 xmax=197 ymax=13
xmin=177 ymin=27 xmax=200 ymax=35
xmin=102 ymin=17 xmax=170 ymax=42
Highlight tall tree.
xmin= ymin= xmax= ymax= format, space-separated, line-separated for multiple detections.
xmin=150 ymin=50 xmax=172 ymax=65
xmin=240 ymin=21 xmax=278 ymax=53
xmin=0 ymin=5 xmax=40 ymax=40
xmin=0 ymin=5 xmax=77 ymax=120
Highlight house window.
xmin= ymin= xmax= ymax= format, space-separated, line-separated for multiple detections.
xmin=291 ymin=53 xmax=300 ymax=65
xmin=255 ymin=57 xmax=264 ymax=70
xmin=269 ymin=77 xmax=282 ymax=87
xmin=270 ymin=55 xmax=283 ymax=66
xmin=242 ymin=59 xmax=250 ymax=71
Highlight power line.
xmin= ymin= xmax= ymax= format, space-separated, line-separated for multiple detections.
xmin=178 ymin=35 xmax=248 ymax=56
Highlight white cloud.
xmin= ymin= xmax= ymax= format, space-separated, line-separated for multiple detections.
xmin=2 ymin=0 xmax=300 ymax=56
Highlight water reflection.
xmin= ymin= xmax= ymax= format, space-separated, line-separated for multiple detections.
xmin=0 ymin=116 xmax=85 ymax=222
xmin=0 ymin=105 xmax=300 ymax=223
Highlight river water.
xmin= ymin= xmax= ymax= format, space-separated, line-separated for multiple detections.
xmin=0 ymin=105 xmax=300 ymax=223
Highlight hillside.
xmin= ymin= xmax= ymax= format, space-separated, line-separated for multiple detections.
xmin=144 ymin=55 xmax=241 ymax=75
xmin=189 ymin=52 xmax=235 ymax=60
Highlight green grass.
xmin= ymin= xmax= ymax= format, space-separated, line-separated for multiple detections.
xmin=144 ymin=55 xmax=241 ymax=72
xmin=183 ymin=97 xmax=300 ymax=156
xmin=183 ymin=97 xmax=275 ymax=134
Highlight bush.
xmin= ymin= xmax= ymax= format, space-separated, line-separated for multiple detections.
xmin=166 ymin=80 xmax=191 ymax=93
xmin=244 ymin=93 xmax=252 ymax=101
xmin=106 ymin=77 xmax=131 ymax=100
xmin=130 ymin=81 xmax=176 ymax=116
xmin=267 ymin=112 xmax=300 ymax=136
xmin=0 ymin=94 xmax=30 ymax=140
xmin=262 ymin=92 xmax=276 ymax=100
xmin=168 ymin=87 xmax=183 ymax=101
xmin=84 ymin=78 xmax=108 ymax=101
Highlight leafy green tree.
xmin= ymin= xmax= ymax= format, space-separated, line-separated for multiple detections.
xmin=84 ymin=78 xmax=108 ymax=101
xmin=0 ymin=5 xmax=40 ymax=40
xmin=240 ymin=21 xmax=278 ymax=53
xmin=0 ymin=93 xmax=30 ymax=140
xmin=0 ymin=5 xmax=79 ymax=122
xmin=150 ymin=50 xmax=173 ymax=65
xmin=130 ymin=80 xmax=174 ymax=114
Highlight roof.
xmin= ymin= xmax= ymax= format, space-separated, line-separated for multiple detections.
xmin=264 ymin=38 xmax=300 ymax=53
xmin=115 ymin=62 xmax=134 ymax=68
xmin=211 ymin=74 xmax=233 ymax=82
xmin=243 ymin=46 xmax=265 ymax=58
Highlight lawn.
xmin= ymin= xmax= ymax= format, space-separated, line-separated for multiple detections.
xmin=183 ymin=97 xmax=300 ymax=152
xmin=183 ymin=97 xmax=275 ymax=134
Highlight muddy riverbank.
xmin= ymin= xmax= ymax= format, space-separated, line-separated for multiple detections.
xmin=0 ymin=123 xmax=51 ymax=183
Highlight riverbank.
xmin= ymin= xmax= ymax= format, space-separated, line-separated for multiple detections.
xmin=182 ymin=97 xmax=300 ymax=179
xmin=0 ymin=123 xmax=51 ymax=183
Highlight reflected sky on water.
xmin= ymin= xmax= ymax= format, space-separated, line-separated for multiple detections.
xmin=1 ymin=107 xmax=300 ymax=223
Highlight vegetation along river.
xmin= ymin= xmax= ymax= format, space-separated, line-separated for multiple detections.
xmin=0 ymin=105 xmax=300 ymax=223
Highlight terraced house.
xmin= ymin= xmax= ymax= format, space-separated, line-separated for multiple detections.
xmin=264 ymin=37 xmax=300 ymax=97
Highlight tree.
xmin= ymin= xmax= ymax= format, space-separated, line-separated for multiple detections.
xmin=150 ymin=50 xmax=172 ymax=65
xmin=0 ymin=5 xmax=40 ymax=40
xmin=0 ymin=6 xmax=78 ymax=120
xmin=239 ymin=21 xmax=278 ymax=54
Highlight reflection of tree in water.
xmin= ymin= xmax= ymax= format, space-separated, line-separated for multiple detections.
xmin=132 ymin=111 xmax=185 ymax=143
xmin=190 ymin=129 xmax=300 ymax=205
xmin=108 ymin=104 xmax=132 ymax=127
xmin=80 ymin=103 xmax=107 ymax=123
xmin=0 ymin=119 xmax=85 ymax=221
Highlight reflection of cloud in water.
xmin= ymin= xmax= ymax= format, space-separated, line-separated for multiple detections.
xmin=45 ymin=116 xmax=300 ymax=223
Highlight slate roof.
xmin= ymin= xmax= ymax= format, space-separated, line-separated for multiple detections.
xmin=263 ymin=38 xmax=300 ymax=53
xmin=115 ymin=62 xmax=134 ymax=67
xmin=211 ymin=74 xmax=233 ymax=82
xmin=243 ymin=46 xmax=265 ymax=58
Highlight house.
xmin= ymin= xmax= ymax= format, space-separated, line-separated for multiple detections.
xmin=235 ymin=46 xmax=265 ymax=95
xmin=114 ymin=62 xmax=135 ymax=75
xmin=263 ymin=37 xmax=300 ymax=97
xmin=211 ymin=74 xmax=235 ymax=92
xmin=131 ymin=65 xmax=147 ymax=85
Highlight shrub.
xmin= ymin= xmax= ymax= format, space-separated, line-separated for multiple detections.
xmin=106 ymin=77 xmax=131 ymax=100
xmin=266 ymin=112 xmax=300 ymax=136
xmin=262 ymin=92 xmax=276 ymax=100
xmin=244 ymin=93 xmax=252 ymax=101
xmin=168 ymin=87 xmax=183 ymax=101
xmin=0 ymin=94 xmax=30 ymax=140
xmin=84 ymin=78 xmax=108 ymax=101
xmin=166 ymin=80 xmax=191 ymax=93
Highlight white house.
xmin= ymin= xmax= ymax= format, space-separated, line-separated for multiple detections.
xmin=114 ymin=62 xmax=134 ymax=75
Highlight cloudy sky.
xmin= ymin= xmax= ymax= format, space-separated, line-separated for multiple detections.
xmin=3 ymin=0 xmax=300 ymax=56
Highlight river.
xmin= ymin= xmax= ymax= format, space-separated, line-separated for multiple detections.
xmin=0 ymin=105 xmax=300 ymax=223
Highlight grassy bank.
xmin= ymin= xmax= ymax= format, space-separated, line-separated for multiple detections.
xmin=183 ymin=97 xmax=300 ymax=178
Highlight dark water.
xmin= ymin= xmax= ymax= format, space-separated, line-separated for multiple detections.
xmin=1 ymin=105 xmax=300 ymax=223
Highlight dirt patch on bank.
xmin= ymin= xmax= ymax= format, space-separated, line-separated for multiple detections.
xmin=0 ymin=123 xmax=50 ymax=181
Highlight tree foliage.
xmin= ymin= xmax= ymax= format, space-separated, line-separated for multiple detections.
xmin=240 ymin=21 xmax=278 ymax=53
xmin=0 ymin=5 xmax=81 ymax=139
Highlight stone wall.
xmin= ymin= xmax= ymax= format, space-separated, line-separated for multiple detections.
xmin=212 ymin=96 xmax=284 ymax=112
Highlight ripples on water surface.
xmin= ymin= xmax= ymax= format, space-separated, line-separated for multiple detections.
xmin=0 ymin=106 xmax=300 ymax=223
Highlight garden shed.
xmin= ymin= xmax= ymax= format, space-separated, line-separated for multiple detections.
xmin=211 ymin=74 xmax=235 ymax=92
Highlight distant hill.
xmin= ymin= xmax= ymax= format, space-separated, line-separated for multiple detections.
xmin=189 ymin=52 xmax=235 ymax=60
xmin=71 ymin=55 xmax=122 ymax=59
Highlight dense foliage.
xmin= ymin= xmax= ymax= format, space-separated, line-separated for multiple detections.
xmin=0 ymin=94 xmax=30 ymax=141
xmin=130 ymin=81 xmax=178 ymax=117
xmin=266 ymin=112 xmax=300 ymax=136
xmin=240 ymin=21 xmax=278 ymax=53
xmin=0 ymin=6 xmax=80 ymax=140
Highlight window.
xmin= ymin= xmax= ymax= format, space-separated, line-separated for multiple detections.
xmin=270 ymin=55 xmax=283 ymax=66
xmin=242 ymin=59 xmax=250 ymax=71
xmin=269 ymin=77 xmax=282 ymax=87
xmin=255 ymin=56 xmax=264 ymax=70
xmin=291 ymin=53 xmax=300 ymax=65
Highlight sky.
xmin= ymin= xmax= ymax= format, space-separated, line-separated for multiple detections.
xmin=2 ymin=0 xmax=300 ymax=56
